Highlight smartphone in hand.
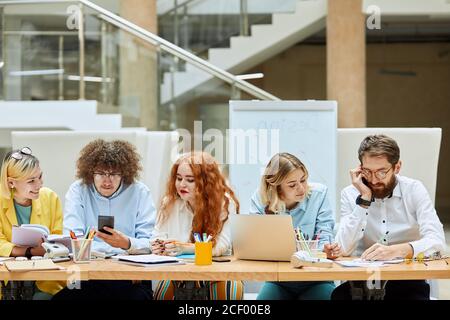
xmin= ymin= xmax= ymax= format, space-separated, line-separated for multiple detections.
xmin=362 ymin=177 xmax=369 ymax=186
xmin=98 ymin=215 xmax=114 ymax=235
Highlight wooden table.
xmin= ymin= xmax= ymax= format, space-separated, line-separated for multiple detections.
xmin=278 ymin=259 xmax=450 ymax=281
xmin=0 ymin=258 xmax=278 ymax=282
xmin=1 ymin=258 xmax=449 ymax=282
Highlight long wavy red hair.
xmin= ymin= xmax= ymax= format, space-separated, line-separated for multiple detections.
xmin=158 ymin=152 xmax=240 ymax=246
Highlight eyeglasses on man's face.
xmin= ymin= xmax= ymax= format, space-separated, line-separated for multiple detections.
xmin=93 ymin=171 xmax=122 ymax=181
xmin=11 ymin=147 xmax=32 ymax=160
xmin=361 ymin=166 xmax=393 ymax=180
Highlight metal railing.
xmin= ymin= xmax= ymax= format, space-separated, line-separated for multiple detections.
xmin=0 ymin=0 xmax=279 ymax=101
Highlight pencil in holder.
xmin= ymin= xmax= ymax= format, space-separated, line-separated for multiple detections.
xmin=195 ymin=242 xmax=212 ymax=266
xmin=295 ymin=239 xmax=319 ymax=256
xmin=71 ymin=239 xmax=93 ymax=263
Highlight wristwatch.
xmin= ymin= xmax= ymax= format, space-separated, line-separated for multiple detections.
xmin=356 ymin=194 xmax=372 ymax=207
xmin=25 ymin=247 xmax=33 ymax=259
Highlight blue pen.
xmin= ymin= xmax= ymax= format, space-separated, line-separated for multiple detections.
xmin=202 ymin=233 xmax=207 ymax=242
xmin=85 ymin=226 xmax=91 ymax=239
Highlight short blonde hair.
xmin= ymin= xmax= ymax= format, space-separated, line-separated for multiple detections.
xmin=0 ymin=150 xmax=39 ymax=199
xmin=259 ymin=153 xmax=310 ymax=214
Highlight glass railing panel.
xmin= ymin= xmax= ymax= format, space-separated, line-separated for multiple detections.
xmin=0 ymin=0 xmax=276 ymax=133
xmin=0 ymin=2 xmax=82 ymax=101
xmin=158 ymin=0 xmax=297 ymax=60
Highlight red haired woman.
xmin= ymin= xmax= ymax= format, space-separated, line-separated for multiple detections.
xmin=152 ymin=152 xmax=243 ymax=300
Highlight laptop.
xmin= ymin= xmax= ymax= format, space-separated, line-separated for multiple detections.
xmin=230 ymin=214 xmax=297 ymax=261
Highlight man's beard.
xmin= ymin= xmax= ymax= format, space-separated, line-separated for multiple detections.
xmin=370 ymin=175 xmax=397 ymax=199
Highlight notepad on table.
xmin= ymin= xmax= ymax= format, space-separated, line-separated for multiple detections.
xmin=4 ymin=259 xmax=64 ymax=272
xmin=114 ymin=254 xmax=185 ymax=267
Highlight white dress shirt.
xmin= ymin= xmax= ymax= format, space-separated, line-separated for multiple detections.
xmin=336 ymin=175 xmax=446 ymax=258
xmin=152 ymin=198 xmax=236 ymax=257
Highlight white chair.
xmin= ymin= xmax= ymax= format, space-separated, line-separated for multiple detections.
xmin=11 ymin=130 xmax=178 ymax=209
xmin=337 ymin=127 xmax=442 ymax=299
xmin=137 ymin=131 xmax=179 ymax=207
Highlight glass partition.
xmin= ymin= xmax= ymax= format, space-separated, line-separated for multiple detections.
xmin=0 ymin=0 xmax=276 ymax=134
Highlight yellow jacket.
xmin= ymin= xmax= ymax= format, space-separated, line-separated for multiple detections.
xmin=0 ymin=187 xmax=64 ymax=297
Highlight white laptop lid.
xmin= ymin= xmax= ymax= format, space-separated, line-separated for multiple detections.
xmin=230 ymin=214 xmax=297 ymax=261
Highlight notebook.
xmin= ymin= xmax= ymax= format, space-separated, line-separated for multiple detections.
xmin=4 ymin=259 xmax=64 ymax=272
xmin=115 ymin=254 xmax=182 ymax=265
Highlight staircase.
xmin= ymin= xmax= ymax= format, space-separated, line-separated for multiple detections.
xmin=160 ymin=0 xmax=327 ymax=104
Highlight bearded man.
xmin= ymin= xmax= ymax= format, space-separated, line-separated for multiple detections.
xmin=332 ymin=134 xmax=445 ymax=300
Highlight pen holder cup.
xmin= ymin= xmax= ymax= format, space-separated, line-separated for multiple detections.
xmin=195 ymin=242 xmax=212 ymax=266
xmin=296 ymin=240 xmax=321 ymax=257
xmin=71 ymin=239 xmax=93 ymax=263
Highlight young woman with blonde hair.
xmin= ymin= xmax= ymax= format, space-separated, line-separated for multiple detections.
xmin=0 ymin=147 xmax=63 ymax=300
xmin=152 ymin=151 xmax=243 ymax=300
xmin=251 ymin=152 xmax=341 ymax=300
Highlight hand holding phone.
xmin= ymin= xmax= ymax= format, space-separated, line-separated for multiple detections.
xmin=98 ymin=215 xmax=114 ymax=235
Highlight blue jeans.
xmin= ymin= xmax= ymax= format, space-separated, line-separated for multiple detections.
xmin=257 ymin=281 xmax=335 ymax=300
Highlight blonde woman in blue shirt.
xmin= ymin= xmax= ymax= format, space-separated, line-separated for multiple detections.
xmin=250 ymin=152 xmax=341 ymax=300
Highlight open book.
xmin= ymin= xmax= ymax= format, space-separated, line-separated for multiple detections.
xmin=12 ymin=224 xmax=49 ymax=247
xmin=11 ymin=225 xmax=79 ymax=248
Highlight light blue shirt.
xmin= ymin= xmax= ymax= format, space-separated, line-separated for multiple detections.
xmin=250 ymin=182 xmax=335 ymax=249
xmin=63 ymin=180 xmax=156 ymax=255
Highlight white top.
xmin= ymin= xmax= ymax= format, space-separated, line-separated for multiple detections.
xmin=152 ymin=198 xmax=236 ymax=256
xmin=336 ymin=175 xmax=446 ymax=258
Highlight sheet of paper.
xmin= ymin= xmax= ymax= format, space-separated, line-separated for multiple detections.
xmin=334 ymin=259 xmax=386 ymax=268
xmin=115 ymin=254 xmax=180 ymax=264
